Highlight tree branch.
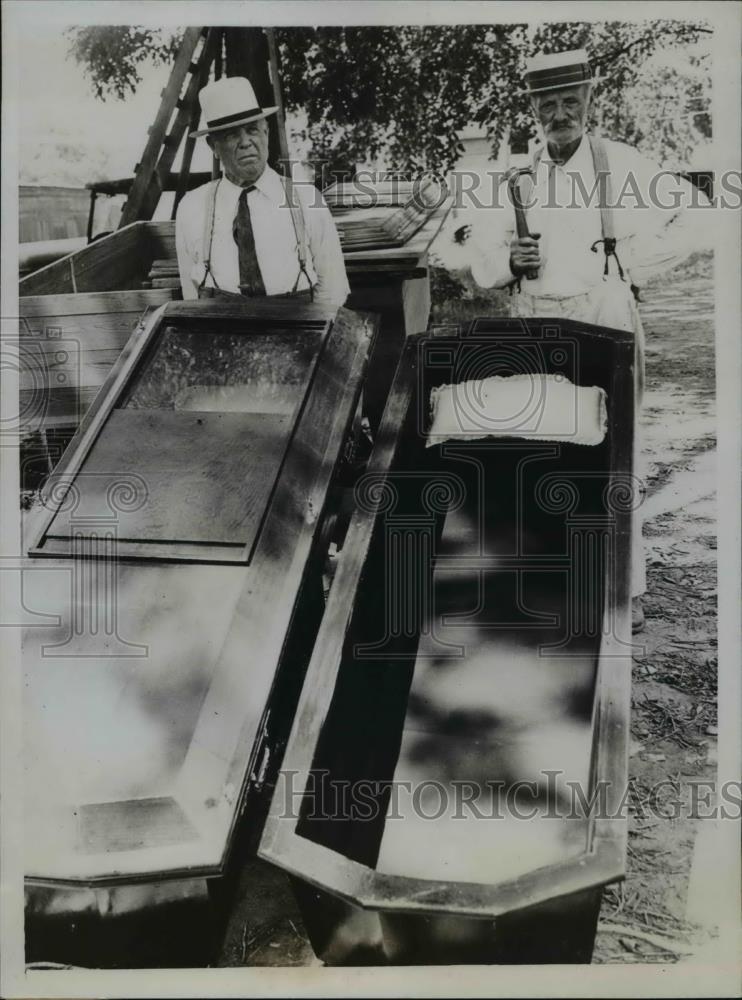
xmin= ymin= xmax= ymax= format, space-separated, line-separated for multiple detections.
xmin=598 ymin=25 xmax=711 ymax=67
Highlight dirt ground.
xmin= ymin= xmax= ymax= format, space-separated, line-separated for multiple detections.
xmin=215 ymin=251 xmax=718 ymax=968
xmin=593 ymin=251 xmax=718 ymax=964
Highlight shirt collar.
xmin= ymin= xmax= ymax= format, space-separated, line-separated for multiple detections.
xmin=221 ymin=165 xmax=283 ymax=203
xmin=539 ymin=133 xmax=591 ymax=170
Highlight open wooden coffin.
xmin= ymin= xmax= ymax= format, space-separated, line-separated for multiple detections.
xmin=21 ymin=298 xmax=376 ymax=963
xmin=259 ymin=317 xmax=635 ymax=965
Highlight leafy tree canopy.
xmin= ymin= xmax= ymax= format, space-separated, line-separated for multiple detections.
xmin=67 ymin=21 xmax=711 ymax=173
xmin=67 ymin=26 xmax=180 ymax=100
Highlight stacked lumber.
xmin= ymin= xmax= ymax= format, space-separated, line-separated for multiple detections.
xmin=322 ymin=179 xmax=416 ymax=209
xmin=325 ymin=178 xmax=446 ymax=252
xmin=142 ymin=258 xmax=182 ymax=290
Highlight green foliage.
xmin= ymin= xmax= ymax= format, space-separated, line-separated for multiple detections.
xmin=66 ymin=26 xmax=180 ymax=100
xmin=274 ymin=21 xmax=711 ymax=174
xmin=66 ymin=21 xmax=711 ymax=170
xmin=274 ymin=24 xmax=529 ymax=174
xmin=428 ymin=260 xmax=511 ymax=324
xmin=599 ymin=59 xmax=711 ymax=169
xmin=429 ymin=259 xmax=468 ymax=309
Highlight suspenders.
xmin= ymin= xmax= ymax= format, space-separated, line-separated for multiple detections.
xmin=199 ymin=178 xmax=221 ymax=292
xmin=198 ymin=175 xmax=314 ymax=298
xmin=508 ymin=134 xmax=640 ymax=301
xmin=282 ymin=175 xmax=313 ymax=295
xmin=587 ymin=134 xmax=625 ymax=281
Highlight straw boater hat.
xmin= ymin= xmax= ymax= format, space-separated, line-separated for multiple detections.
xmin=191 ymin=77 xmax=278 ymax=138
xmin=522 ymin=48 xmax=601 ymax=95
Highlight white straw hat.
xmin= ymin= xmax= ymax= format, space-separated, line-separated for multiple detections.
xmin=191 ymin=76 xmax=278 ymax=138
xmin=522 ymin=49 xmax=601 ymax=95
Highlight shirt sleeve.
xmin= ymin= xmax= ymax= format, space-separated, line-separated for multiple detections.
xmin=175 ymin=195 xmax=200 ymax=300
xmin=301 ymin=186 xmax=350 ymax=307
xmin=467 ymin=190 xmax=517 ymax=289
xmin=615 ymin=145 xmax=713 ymax=287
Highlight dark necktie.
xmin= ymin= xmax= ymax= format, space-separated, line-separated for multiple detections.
xmin=233 ymin=186 xmax=266 ymax=297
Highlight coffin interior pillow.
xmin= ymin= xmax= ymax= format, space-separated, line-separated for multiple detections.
xmin=427 ymin=374 xmax=608 ymax=447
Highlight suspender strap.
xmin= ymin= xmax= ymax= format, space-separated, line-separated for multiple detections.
xmin=281 ymin=175 xmax=314 ymax=299
xmin=199 ymin=178 xmax=222 ymax=291
xmin=588 ymin=134 xmax=626 ymax=281
xmin=200 ymin=175 xmax=315 ymax=299
xmin=508 ymin=135 xmax=639 ymax=301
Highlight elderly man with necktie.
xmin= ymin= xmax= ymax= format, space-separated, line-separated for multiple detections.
xmin=176 ymin=76 xmax=349 ymax=306
xmin=465 ymin=49 xmax=711 ymax=632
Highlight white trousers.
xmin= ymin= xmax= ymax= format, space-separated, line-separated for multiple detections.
xmin=512 ymin=278 xmax=647 ymax=597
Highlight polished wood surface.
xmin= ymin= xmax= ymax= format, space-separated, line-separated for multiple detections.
xmin=46 ymin=409 xmax=293 ymax=552
xmin=23 ymin=301 xmax=377 ymax=886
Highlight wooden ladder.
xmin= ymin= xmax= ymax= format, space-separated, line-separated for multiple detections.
xmin=118 ymin=27 xmax=220 ymax=227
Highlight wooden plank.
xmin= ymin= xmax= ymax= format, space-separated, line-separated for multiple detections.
xmin=151 ymin=278 xmax=182 ymax=289
xmin=19 ymin=288 xmax=174 ymax=319
xmin=215 ymin=307 xmax=378 ymax=850
xmin=118 ymin=27 xmax=205 ymax=227
xmin=161 ymin=297 xmax=336 ymax=323
xmin=25 ymin=304 xmax=169 ymax=553
xmin=19 ymin=386 xmax=102 ymax=431
xmin=18 ymin=301 xmax=175 ymax=433
xmin=21 ymin=314 xmax=138 ymax=350
xmin=265 ymin=29 xmax=291 ymax=167
xmin=35 ymin=537 xmax=248 ymax=562
xmin=345 ymin=264 xmax=426 ymax=281
xmin=70 ymin=223 xmax=149 ymax=293
xmin=19 ymin=222 xmax=149 ymax=296
xmin=21 ymin=310 xmax=162 ymax=347
xmin=146 ymin=224 xmax=177 ymax=263
xmin=46 ymin=409 xmax=295 ymax=554
xmin=19 ymin=291 xmax=177 ymax=436
xmin=29 ymin=302 xmax=337 ymax=559
xmin=259 ymin=339 xmax=418 ymax=875
xmin=330 ymin=178 xmax=446 ymax=253
xmin=18 ymin=350 xmax=123 ymax=390
xmin=341 ymin=202 xmax=450 ymax=265
xmin=19 ymin=237 xmax=88 ymax=276
xmin=18 ymin=301 xmax=165 ymax=432
xmin=401 ymin=263 xmax=431 ymax=338
xmin=139 ymin=29 xmax=221 ymax=222
xmin=323 ymin=180 xmax=415 ymax=208
xmin=21 ymin=320 xmax=148 ymax=359
xmin=172 ymin=47 xmax=211 ymax=220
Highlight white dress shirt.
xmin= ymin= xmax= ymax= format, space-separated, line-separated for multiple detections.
xmin=176 ymin=166 xmax=350 ymax=306
xmin=469 ymin=135 xmax=711 ymax=297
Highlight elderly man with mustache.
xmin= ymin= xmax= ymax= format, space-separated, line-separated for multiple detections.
xmin=465 ymin=49 xmax=710 ymax=632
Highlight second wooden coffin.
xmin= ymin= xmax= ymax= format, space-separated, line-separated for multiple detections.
xmin=259 ymin=317 xmax=635 ymax=965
